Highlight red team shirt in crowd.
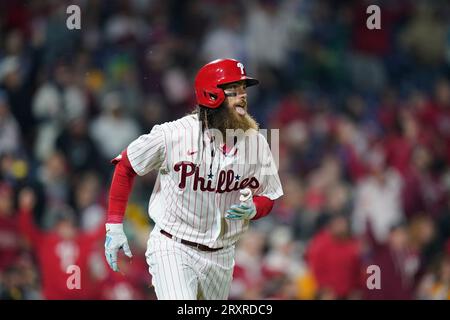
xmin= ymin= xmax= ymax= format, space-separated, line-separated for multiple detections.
xmin=18 ymin=209 xmax=104 ymax=299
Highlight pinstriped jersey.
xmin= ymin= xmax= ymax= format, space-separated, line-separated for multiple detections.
xmin=127 ymin=113 xmax=283 ymax=248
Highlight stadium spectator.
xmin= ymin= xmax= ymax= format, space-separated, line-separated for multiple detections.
xmin=352 ymin=145 xmax=404 ymax=243
xmin=18 ymin=188 xmax=104 ymax=299
xmin=90 ymin=92 xmax=139 ymax=161
xmin=0 ymin=91 xmax=21 ymax=155
xmin=0 ymin=183 xmax=21 ymax=272
xmin=306 ymin=214 xmax=362 ymax=299
xmin=363 ymin=222 xmax=420 ymax=300
xmin=417 ymin=254 xmax=450 ymax=300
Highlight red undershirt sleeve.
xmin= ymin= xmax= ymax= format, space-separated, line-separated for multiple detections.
xmin=251 ymin=195 xmax=275 ymax=220
xmin=106 ymin=149 xmax=137 ymax=224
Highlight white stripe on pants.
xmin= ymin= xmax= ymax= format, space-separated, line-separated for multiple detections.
xmin=145 ymin=226 xmax=235 ymax=300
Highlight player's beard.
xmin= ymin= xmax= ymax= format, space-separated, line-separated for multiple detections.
xmin=197 ymin=104 xmax=259 ymax=138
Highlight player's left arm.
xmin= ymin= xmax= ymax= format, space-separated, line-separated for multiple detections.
xmin=226 ymin=135 xmax=283 ymax=220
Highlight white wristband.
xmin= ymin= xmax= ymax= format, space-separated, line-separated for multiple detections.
xmin=106 ymin=223 xmax=124 ymax=233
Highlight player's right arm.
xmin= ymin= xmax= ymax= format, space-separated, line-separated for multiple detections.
xmin=105 ymin=125 xmax=166 ymax=272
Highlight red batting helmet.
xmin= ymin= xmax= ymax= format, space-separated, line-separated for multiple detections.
xmin=194 ymin=59 xmax=259 ymax=109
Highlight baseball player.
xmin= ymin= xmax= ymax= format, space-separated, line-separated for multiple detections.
xmin=104 ymin=58 xmax=283 ymax=300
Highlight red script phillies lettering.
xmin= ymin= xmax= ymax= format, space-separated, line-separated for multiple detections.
xmin=174 ymin=161 xmax=259 ymax=193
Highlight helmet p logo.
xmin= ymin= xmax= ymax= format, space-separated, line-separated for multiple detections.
xmin=237 ymin=62 xmax=245 ymax=75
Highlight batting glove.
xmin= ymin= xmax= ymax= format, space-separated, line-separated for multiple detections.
xmin=105 ymin=223 xmax=132 ymax=272
xmin=225 ymin=188 xmax=257 ymax=220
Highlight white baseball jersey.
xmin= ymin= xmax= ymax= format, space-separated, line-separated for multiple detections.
xmin=127 ymin=113 xmax=283 ymax=249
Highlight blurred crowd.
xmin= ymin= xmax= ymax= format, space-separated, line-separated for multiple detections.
xmin=1 ymin=0 xmax=450 ymax=300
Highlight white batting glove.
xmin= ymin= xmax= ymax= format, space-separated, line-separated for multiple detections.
xmin=225 ymin=188 xmax=256 ymax=220
xmin=105 ymin=223 xmax=132 ymax=272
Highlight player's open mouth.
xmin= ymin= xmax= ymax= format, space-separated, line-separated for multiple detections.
xmin=234 ymin=103 xmax=247 ymax=116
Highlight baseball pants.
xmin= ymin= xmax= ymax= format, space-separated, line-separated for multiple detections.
xmin=145 ymin=226 xmax=235 ymax=300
